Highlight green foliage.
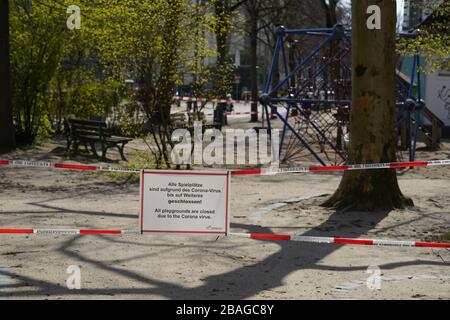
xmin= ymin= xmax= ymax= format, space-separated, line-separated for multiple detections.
xmin=10 ymin=0 xmax=69 ymax=143
xmin=35 ymin=114 xmax=55 ymax=144
xmin=397 ymin=1 xmax=450 ymax=73
xmin=439 ymin=231 xmax=450 ymax=243
xmin=86 ymin=0 xmax=218 ymax=167
xmin=211 ymin=0 xmax=239 ymax=98
xmin=57 ymin=80 xmax=119 ymax=119
xmin=8 ymin=0 xmax=238 ymax=166
xmin=113 ymin=100 xmax=146 ymax=137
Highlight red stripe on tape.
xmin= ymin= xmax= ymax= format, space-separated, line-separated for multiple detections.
xmin=0 ymin=229 xmax=34 ymax=234
xmin=79 ymin=230 xmax=122 ymax=235
xmin=310 ymin=165 xmax=349 ymax=172
xmin=0 ymin=160 xmax=10 ymax=165
xmin=415 ymin=241 xmax=450 ymax=248
xmin=389 ymin=161 xmax=428 ymax=169
xmin=250 ymin=233 xmax=292 ymax=241
xmin=333 ymin=238 xmax=374 ymax=245
xmin=54 ymin=163 xmax=97 ymax=171
xmin=230 ymin=169 xmax=262 ymax=175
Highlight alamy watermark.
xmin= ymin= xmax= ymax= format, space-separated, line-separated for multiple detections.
xmin=67 ymin=5 xmax=81 ymax=30
xmin=66 ymin=265 xmax=81 ymax=290
xmin=170 ymin=121 xmax=280 ymax=167
xmin=366 ymin=5 xmax=381 ymax=30
xmin=366 ymin=265 xmax=382 ymax=290
xmin=0 ymin=266 xmax=10 ymax=288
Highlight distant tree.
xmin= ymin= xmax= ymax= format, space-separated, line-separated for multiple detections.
xmin=320 ymin=0 xmax=341 ymax=27
xmin=211 ymin=0 xmax=244 ymax=120
xmin=243 ymin=0 xmax=265 ymax=122
xmin=189 ymin=0 xmax=216 ymax=112
xmin=0 ymin=0 xmax=16 ymax=151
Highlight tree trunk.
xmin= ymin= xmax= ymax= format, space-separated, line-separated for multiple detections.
xmin=0 ymin=0 xmax=16 ymax=151
xmin=214 ymin=0 xmax=231 ymax=98
xmin=321 ymin=0 xmax=338 ymax=28
xmin=323 ymin=0 xmax=413 ymax=211
xmin=249 ymin=4 xmax=258 ymax=122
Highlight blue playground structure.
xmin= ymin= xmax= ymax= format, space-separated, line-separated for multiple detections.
xmin=260 ymin=25 xmax=424 ymax=166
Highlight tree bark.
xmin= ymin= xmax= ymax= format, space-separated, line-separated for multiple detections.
xmin=249 ymin=2 xmax=258 ymax=122
xmin=320 ymin=0 xmax=339 ymax=28
xmin=214 ymin=0 xmax=231 ymax=98
xmin=0 ymin=0 xmax=16 ymax=151
xmin=323 ymin=0 xmax=413 ymax=211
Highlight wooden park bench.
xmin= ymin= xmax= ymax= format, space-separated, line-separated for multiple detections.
xmin=170 ymin=112 xmax=216 ymax=134
xmin=64 ymin=118 xmax=133 ymax=161
xmin=171 ymin=112 xmax=190 ymax=131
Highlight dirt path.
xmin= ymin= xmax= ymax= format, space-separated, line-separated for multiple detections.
xmin=0 ymin=139 xmax=449 ymax=299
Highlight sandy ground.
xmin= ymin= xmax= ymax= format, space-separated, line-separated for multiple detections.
xmin=0 ymin=116 xmax=449 ymax=300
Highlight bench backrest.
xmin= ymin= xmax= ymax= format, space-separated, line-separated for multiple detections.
xmin=170 ymin=113 xmax=188 ymax=128
xmin=67 ymin=118 xmax=111 ymax=140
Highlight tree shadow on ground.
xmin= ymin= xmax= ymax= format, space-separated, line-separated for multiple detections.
xmin=0 ymin=208 xmax=448 ymax=299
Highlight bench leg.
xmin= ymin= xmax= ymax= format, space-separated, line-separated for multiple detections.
xmin=89 ymin=142 xmax=99 ymax=158
xmin=73 ymin=141 xmax=80 ymax=155
xmin=118 ymin=143 xmax=127 ymax=161
xmin=101 ymin=144 xmax=107 ymax=160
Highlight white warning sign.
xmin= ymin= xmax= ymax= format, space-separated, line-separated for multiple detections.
xmin=140 ymin=170 xmax=230 ymax=235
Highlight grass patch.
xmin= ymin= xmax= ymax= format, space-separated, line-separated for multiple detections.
xmin=107 ymin=150 xmax=159 ymax=183
xmin=437 ymin=231 xmax=450 ymax=243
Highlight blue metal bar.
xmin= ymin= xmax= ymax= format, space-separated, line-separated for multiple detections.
xmin=342 ymin=32 xmax=352 ymax=46
xmin=283 ymin=28 xmax=416 ymax=38
xmin=412 ymin=56 xmax=422 ymax=161
xmin=275 ymin=40 xmax=291 ymax=157
xmin=283 ymin=28 xmax=336 ymax=34
xmin=273 ymin=109 xmax=326 ymax=166
xmin=269 ymin=31 xmax=337 ymax=96
xmin=396 ymin=77 xmax=409 ymax=97
xmin=263 ymin=26 xmax=421 ymax=166
xmin=409 ymin=109 xmax=414 ymax=161
xmin=412 ymin=108 xmax=421 ymax=161
xmin=265 ymin=104 xmax=273 ymax=136
xmin=303 ymin=32 xmax=336 ymax=36
xmin=414 ymin=116 xmax=421 ymax=162
xmin=417 ymin=55 xmax=422 ymax=101
xmin=263 ymin=35 xmax=283 ymax=94
xmin=278 ymin=104 xmax=291 ymax=158
xmin=280 ymin=38 xmax=289 ymax=78
xmin=398 ymin=32 xmax=418 ymax=39
xmin=407 ymin=55 xmax=418 ymax=161
xmin=396 ymin=111 xmax=409 ymax=129
xmin=408 ymin=55 xmax=417 ymax=99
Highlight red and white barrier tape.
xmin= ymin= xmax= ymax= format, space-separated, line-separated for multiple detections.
xmin=229 ymin=233 xmax=450 ymax=248
xmin=0 ymin=228 xmax=139 ymax=235
xmin=0 ymin=228 xmax=448 ymax=248
xmin=231 ymin=159 xmax=450 ymax=175
xmin=173 ymin=96 xmax=258 ymax=105
xmin=203 ymin=111 xmax=260 ymax=116
xmin=2 ymin=159 xmax=450 ymax=175
xmin=0 ymin=159 xmax=140 ymax=174
xmin=201 ymin=111 xmax=280 ymax=116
